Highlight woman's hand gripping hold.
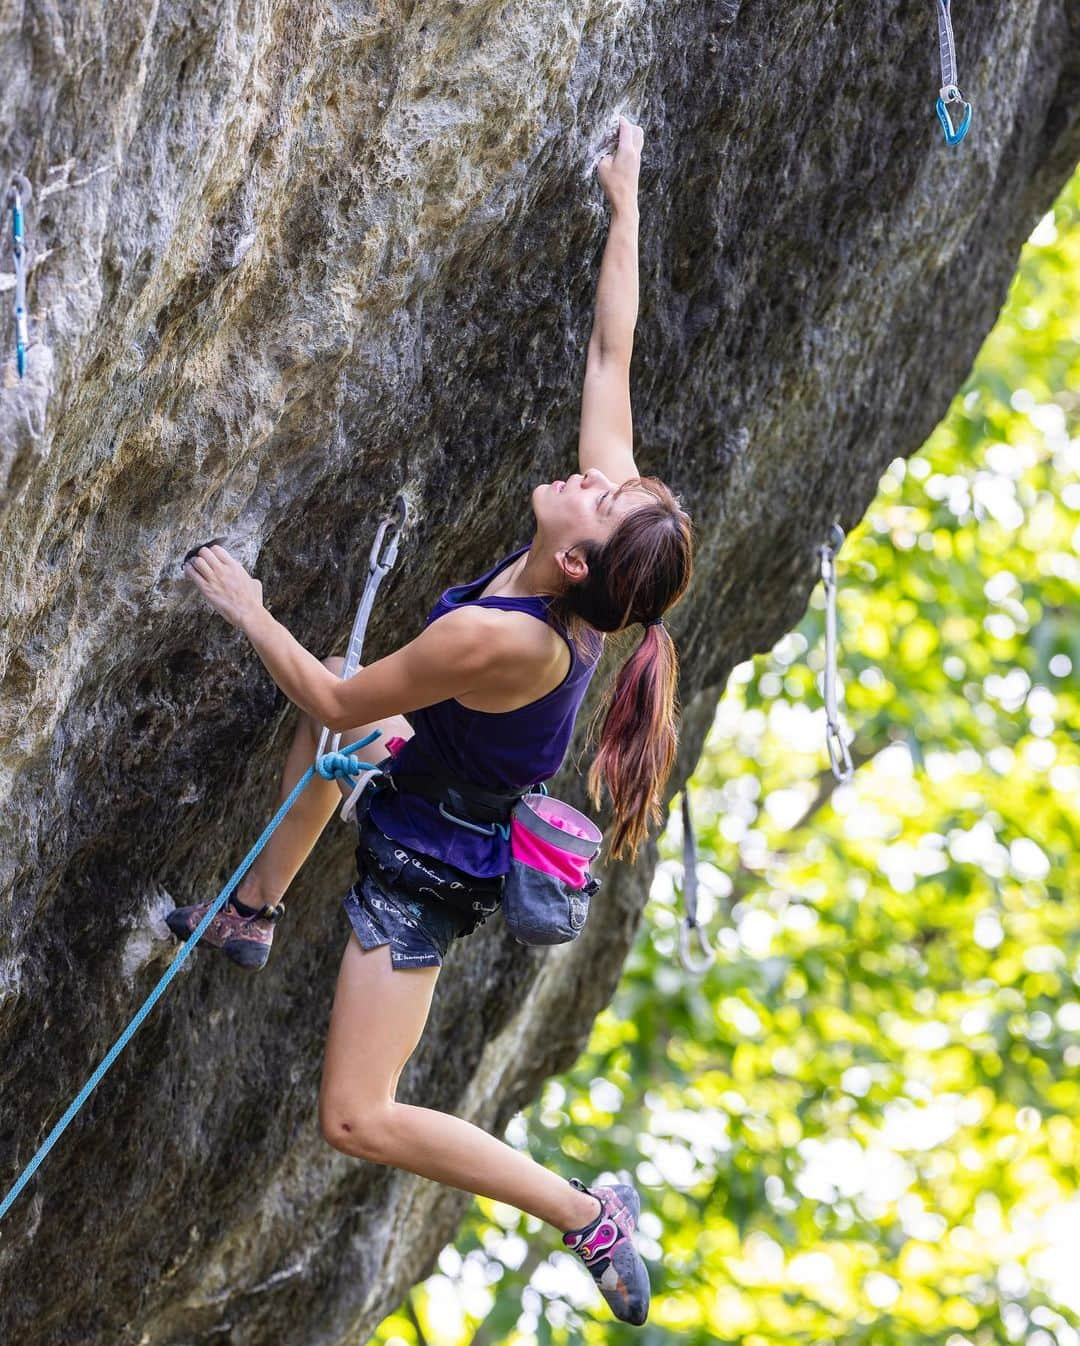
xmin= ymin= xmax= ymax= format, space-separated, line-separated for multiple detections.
xmin=596 ymin=114 xmax=644 ymax=216
xmin=183 ymin=542 xmax=265 ymax=632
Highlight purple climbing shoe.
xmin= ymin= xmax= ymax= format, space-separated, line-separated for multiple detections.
xmin=165 ymin=896 xmax=284 ymax=970
xmin=562 ymin=1176 xmax=651 ymax=1325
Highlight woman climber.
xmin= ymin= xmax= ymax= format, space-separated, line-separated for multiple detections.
xmin=173 ymin=114 xmax=692 ymax=1328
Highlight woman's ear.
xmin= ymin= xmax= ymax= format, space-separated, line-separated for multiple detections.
xmin=557 ymin=543 xmax=589 ymax=586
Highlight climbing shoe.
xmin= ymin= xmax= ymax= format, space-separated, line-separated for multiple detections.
xmin=562 ymin=1176 xmax=651 ymax=1326
xmin=165 ymin=896 xmax=284 ymax=971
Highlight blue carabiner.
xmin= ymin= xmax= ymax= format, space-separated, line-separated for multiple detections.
xmin=437 ymin=802 xmax=510 ymax=842
xmin=937 ymin=87 xmax=972 ymax=145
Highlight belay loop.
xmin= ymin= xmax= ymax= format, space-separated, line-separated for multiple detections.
xmin=819 ymin=523 xmax=855 ymax=784
xmin=678 ymin=789 xmax=716 ymax=975
xmin=935 ymin=0 xmax=972 ymax=145
xmin=5 ymin=173 xmax=31 ymax=378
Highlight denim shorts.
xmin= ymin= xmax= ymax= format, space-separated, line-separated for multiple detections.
xmin=342 ymin=776 xmax=503 ymax=970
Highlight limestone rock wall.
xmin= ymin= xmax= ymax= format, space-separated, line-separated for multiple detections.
xmin=1 ymin=1 xmax=1077 ymax=1342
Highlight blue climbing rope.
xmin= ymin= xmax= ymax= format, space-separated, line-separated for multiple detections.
xmin=0 ymin=736 xmax=383 ymax=1225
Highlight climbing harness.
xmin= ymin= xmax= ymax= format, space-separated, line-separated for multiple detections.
xmin=935 ymin=0 xmax=972 ymax=145
xmin=0 ymin=735 xmax=383 ymax=1225
xmin=319 ymin=500 xmax=612 ymax=948
xmin=819 ymin=523 xmax=855 ymax=783
xmin=5 ymin=173 xmax=31 ymax=377
xmin=386 ymin=738 xmax=531 ymax=841
xmin=678 ymin=790 xmax=716 ymax=974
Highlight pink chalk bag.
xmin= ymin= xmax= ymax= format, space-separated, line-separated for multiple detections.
xmin=503 ymin=792 xmax=603 ymax=945
xmin=381 ymin=739 xmax=603 ymax=946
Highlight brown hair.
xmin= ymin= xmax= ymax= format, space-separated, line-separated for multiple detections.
xmin=543 ymin=476 xmax=694 ymax=862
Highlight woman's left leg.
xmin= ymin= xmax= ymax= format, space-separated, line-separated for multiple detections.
xmin=318 ymin=935 xmax=604 ymax=1234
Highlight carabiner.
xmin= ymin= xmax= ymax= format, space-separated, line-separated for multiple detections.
xmin=369 ymin=493 xmax=409 ymax=576
xmin=826 ymin=721 xmax=855 ymax=783
xmin=437 ymin=803 xmax=509 ymax=842
xmin=6 ymin=173 xmax=31 ymax=378
xmin=937 ymin=86 xmax=972 ymax=145
xmin=679 ymin=918 xmax=716 ymax=975
xmin=819 ymin=523 xmax=856 ymax=784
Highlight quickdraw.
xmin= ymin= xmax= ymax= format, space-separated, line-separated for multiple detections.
xmin=935 ymin=0 xmax=972 ymax=145
xmin=319 ymin=494 xmax=410 ymax=821
xmin=5 ymin=173 xmax=31 ymax=377
xmin=678 ymin=790 xmax=716 ymax=975
xmin=819 ymin=523 xmax=855 ymax=783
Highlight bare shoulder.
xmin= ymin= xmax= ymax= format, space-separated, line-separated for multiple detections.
xmin=445 ymin=605 xmax=570 ymax=708
xmin=424 ymin=604 xmax=549 ymax=668
xmin=466 ymin=605 xmax=561 ymax=664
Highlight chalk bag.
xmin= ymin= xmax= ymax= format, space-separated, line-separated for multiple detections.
xmin=502 ymin=794 xmax=603 ymax=946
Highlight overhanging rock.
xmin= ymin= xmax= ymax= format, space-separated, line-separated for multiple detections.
xmin=1 ymin=2 xmax=1077 ymax=1342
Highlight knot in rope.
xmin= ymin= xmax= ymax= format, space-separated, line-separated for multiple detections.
xmin=316 ymin=751 xmax=365 ymax=783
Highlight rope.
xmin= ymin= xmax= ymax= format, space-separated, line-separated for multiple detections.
xmin=0 ymin=738 xmax=382 ymax=1226
xmin=5 ymin=174 xmax=31 ymax=378
xmin=935 ymin=0 xmax=972 ymax=145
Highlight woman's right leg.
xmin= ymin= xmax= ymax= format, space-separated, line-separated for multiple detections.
xmin=165 ymin=655 xmax=413 ymax=965
xmin=234 ymin=655 xmax=413 ymax=910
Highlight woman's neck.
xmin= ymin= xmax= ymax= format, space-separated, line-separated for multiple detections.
xmin=494 ymin=541 xmax=567 ymax=600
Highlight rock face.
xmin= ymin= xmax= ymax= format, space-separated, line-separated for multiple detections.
xmin=1 ymin=1 xmax=1077 ymax=1341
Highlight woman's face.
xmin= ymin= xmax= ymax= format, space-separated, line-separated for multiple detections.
xmin=531 ymin=468 xmax=649 ymax=550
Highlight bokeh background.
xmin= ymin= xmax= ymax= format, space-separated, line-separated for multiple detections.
xmin=373 ymin=167 xmax=1080 ymax=1346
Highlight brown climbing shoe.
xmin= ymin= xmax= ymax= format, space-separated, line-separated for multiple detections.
xmin=165 ymin=897 xmax=284 ymax=970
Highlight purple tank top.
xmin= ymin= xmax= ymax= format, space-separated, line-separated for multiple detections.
xmin=367 ymin=542 xmax=604 ymax=878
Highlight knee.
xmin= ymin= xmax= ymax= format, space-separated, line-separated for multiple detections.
xmin=319 ymin=1102 xmax=394 ymax=1161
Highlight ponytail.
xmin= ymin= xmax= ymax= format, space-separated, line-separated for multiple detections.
xmin=585 ymin=620 xmax=681 ymax=861
xmin=543 ymin=476 xmax=694 ymax=862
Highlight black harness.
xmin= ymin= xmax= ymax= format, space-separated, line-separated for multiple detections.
xmin=382 ymin=741 xmax=535 ymax=831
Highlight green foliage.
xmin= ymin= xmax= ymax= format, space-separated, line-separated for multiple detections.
xmin=372 ymin=171 xmax=1080 ymax=1346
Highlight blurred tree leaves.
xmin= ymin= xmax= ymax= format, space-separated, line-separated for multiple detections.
xmin=372 ymin=172 xmax=1079 ymax=1346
